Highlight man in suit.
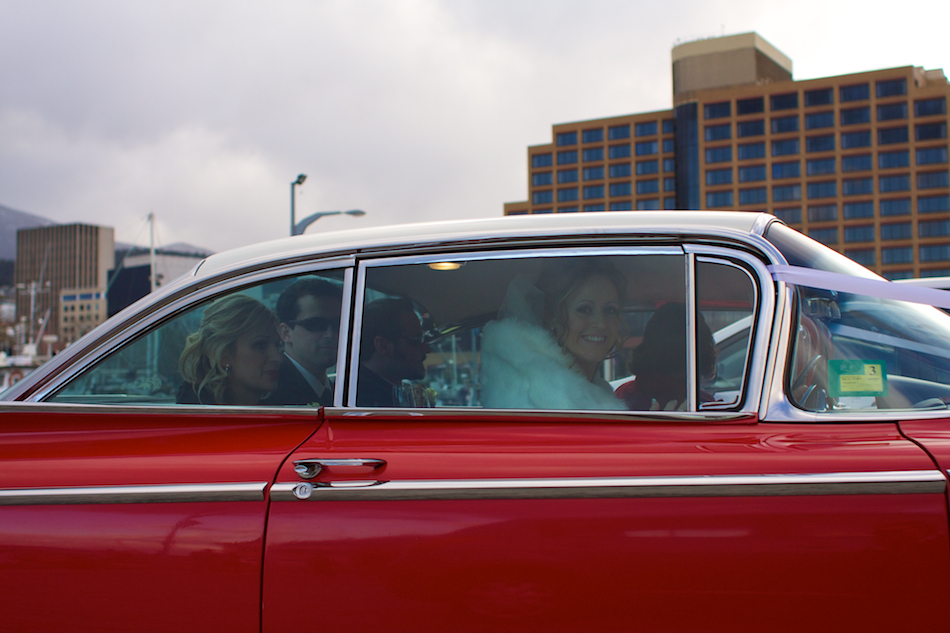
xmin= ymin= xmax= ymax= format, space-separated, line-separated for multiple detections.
xmin=357 ymin=297 xmax=431 ymax=407
xmin=265 ymin=277 xmax=342 ymax=406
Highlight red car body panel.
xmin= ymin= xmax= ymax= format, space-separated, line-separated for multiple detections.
xmin=263 ymin=412 xmax=950 ymax=632
xmin=0 ymin=407 xmax=319 ymax=632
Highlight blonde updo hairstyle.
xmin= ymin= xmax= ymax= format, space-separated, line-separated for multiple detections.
xmin=178 ymin=294 xmax=277 ymax=404
xmin=536 ymin=258 xmax=628 ymax=353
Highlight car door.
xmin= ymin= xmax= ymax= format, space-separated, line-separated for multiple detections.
xmin=0 ymin=263 xmax=350 ymax=632
xmin=262 ymin=245 xmax=950 ymax=632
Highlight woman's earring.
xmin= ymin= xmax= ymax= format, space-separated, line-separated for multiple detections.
xmin=225 ymin=364 xmax=230 ymax=373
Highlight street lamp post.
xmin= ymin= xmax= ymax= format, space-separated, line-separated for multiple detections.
xmin=290 ymin=174 xmax=307 ymax=237
xmin=292 ymin=209 xmax=366 ymax=236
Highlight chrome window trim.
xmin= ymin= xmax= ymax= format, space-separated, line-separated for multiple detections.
xmin=349 ymin=246 xmax=686 ymax=408
xmin=0 ymin=482 xmax=267 ymax=506
xmin=29 ymin=256 xmax=355 ymax=403
xmin=333 ymin=267 xmax=355 ymax=408
xmin=271 ymin=469 xmax=945 ymax=502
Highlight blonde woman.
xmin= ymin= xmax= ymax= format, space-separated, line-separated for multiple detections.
xmin=177 ymin=294 xmax=282 ymax=405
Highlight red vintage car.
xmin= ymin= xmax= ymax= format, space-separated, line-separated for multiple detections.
xmin=4 ymin=211 xmax=950 ymax=632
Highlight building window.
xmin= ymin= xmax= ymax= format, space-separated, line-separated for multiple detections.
xmin=705 ymin=146 xmax=732 ymax=163
xmin=736 ymin=97 xmax=764 ymax=115
xmin=609 ymin=163 xmax=632 ymax=178
xmin=532 ymin=190 xmax=553 ymax=204
xmin=664 ymin=196 xmax=676 ymax=209
xmin=771 ymin=139 xmax=800 ymax=156
xmin=805 ymin=88 xmax=834 ymax=107
xmin=807 ymin=181 xmax=837 ymax=199
xmin=841 ymin=107 xmax=871 ymax=126
xmin=881 ymin=223 xmax=912 ymax=241
xmin=843 ymin=225 xmax=874 ymax=242
xmin=845 ymin=249 xmax=875 ymax=266
xmin=880 ymin=198 xmax=911 ymax=216
xmin=773 ymin=184 xmax=802 ymax=202
xmin=636 ymin=160 xmax=659 ymax=175
xmin=558 ymin=206 xmax=579 ymax=213
xmin=771 ymin=115 xmax=799 ymax=134
xmin=773 ymin=207 xmax=802 ymax=224
xmin=637 ymin=199 xmax=661 ymax=210
xmin=662 ymin=120 xmax=675 ymax=134
xmin=705 ymin=124 xmax=730 ymax=141
xmin=738 ymin=187 xmax=767 ymax=206
xmin=876 ymin=78 xmax=907 ymax=98
xmin=608 ymin=124 xmax=631 ymax=140
xmin=920 ymin=244 xmax=950 ymax=263
xmin=662 ymin=139 xmax=675 ymax=153
xmin=532 ymin=172 xmax=553 ymax=186
xmin=878 ymin=150 xmax=910 ymax=169
xmin=920 ymin=195 xmax=950 ymax=214
xmin=878 ymin=127 xmax=909 ymax=145
xmin=609 ymin=182 xmax=632 ymax=197
xmin=877 ymin=102 xmax=908 ymax=121
xmin=583 ymin=185 xmax=605 ymax=199
xmin=706 ymin=168 xmax=732 ymax=186
xmin=557 ymin=132 xmax=577 ymax=146
xmin=841 ymin=130 xmax=872 ymax=149
xmin=770 ymin=92 xmax=798 ymax=111
xmin=582 ymin=147 xmax=604 ymax=162
xmin=809 ymin=204 xmax=838 ymax=222
xmin=664 ymin=177 xmax=676 ymax=192
xmin=558 ymin=188 xmax=579 ymax=202
xmin=636 ymin=179 xmax=660 ymax=195
xmin=635 ymin=122 xmax=658 ymax=137
xmin=879 ymin=174 xmax=911 ymax=192
xmin=609 ymin=201 xmax=632 ymax=211
xmin=922 ymin=268 xmax=950 ymax=277
xmin=532 ymin=153 xmax=553 ymax=168
xmin=915 ymin=98 xmax=947 ymax=117
xmin=772 ymin=161 xmax=800 ymax=179
xmin=582 ymin=128 xmax=604 ymax=143
xmin=557 ymin=150 xmax=578 ymax=165
xmin=584 ymin=203 xmax=605 ymax=212
xmin=916 ymin=123 xmax=948 ymax=142
xmin=583 ymin=166 xmax=604 ymax=181
xmin=842 ymin=178 xmax=873 ymax=196
xmin=839 ymin=83 xmax=870 ymax=102
xmin=805 ymin=134 xmax=835 ymax=153
xmin=918 ymin=171 xmax=950 ymax=189
xmin=558 ymin=168 xmax=578 ymax=183
xmin=635 ymin=141 xmax=658 ymax=156
xmin=704 ymin=102 xmax=731 ymax=119
xmin=609 ymin=144 xmax=632 ymax=159
xmin=842 ymin=154 xmax=872 ymax=172
xmin=843 ymin=201 xmax=874 ymax=219
xmin=663 ymin=158 xmax=676 ymax=172
xmin=737 ymin=120 xmax=765 ymax=137
xmin=737 ymin=142 xmax=766 ymax=160
xmin=809 ymin=228 xmax=838 ymax=245
xmin=805 ymin=111 xmax=834 ymax=130
xmin=706 ymin=191 xmax=734 ymax=207
xmin=806 ymin=158 xmax=836 ymax=176
xmin=738 ymin=164 xmax=766 ymax=182
xmin=917 ymin=147 xmax=948 ymax=165
xmin=919 ymin=220 xmax=950 ymax=238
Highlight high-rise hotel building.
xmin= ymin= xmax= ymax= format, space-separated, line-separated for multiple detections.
xmin=504 ymin=33 xmax=950 ymax=279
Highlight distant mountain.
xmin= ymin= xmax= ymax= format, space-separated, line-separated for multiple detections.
xmin=0 ymin=204 xmax=57 ymax=261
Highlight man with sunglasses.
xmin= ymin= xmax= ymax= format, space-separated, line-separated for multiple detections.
xmin=265 ymin=277 xmax=343 ymax=406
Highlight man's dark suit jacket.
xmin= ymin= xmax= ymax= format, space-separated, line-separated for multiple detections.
xmin=264 ymin=357 xmax=330 ymax=407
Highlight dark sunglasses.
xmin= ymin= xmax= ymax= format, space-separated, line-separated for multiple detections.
xmin=288 ymin=316 xmax=339 ymax=333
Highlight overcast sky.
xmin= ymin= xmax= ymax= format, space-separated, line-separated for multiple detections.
xmin=1 ymin=0 xmax=948 ymax=253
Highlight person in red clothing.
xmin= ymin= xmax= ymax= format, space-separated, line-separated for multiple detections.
xmin=616 ymin=302 xmax=717 ymax=411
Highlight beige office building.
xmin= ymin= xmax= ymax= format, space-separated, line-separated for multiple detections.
xmin=505 ymin=33 xmax=950 ymax=279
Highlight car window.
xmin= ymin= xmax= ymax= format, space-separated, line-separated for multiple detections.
xmin=789 ymin=285 xmax=950 ymax=412
xmin=353 ymin=252 xmax=757 ymax=411
xmin=49 ymin=271 xmax=346 ymax=406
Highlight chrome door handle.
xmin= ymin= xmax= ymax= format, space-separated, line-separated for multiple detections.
xmin=294 ymin=458 xmax=387 ymax=480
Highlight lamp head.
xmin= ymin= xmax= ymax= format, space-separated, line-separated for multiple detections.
xmin=294 ymin=174 xmax=307 ymax=186
xmin=344 ymin=209 xmax=366 ymax=217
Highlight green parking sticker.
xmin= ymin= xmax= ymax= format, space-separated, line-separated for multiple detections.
xmin=828 ymin=360 xmax=888 ymax=397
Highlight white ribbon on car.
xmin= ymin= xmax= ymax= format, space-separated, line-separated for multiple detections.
xmin=767 ymin=265 xmax=950 ymax=310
